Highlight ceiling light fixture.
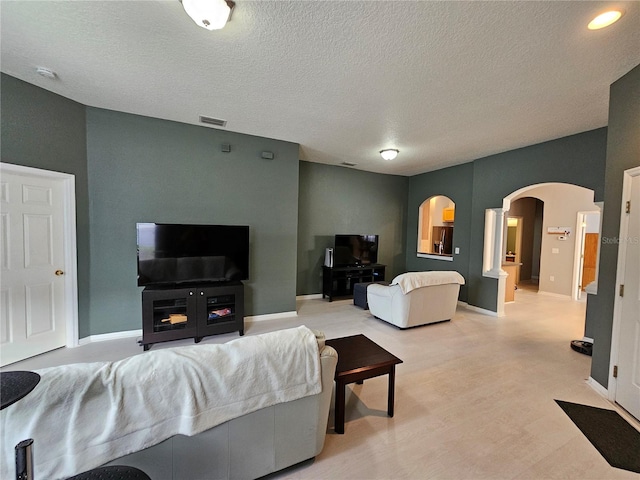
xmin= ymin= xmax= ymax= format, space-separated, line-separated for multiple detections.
xmin=181 ymin=0 xmax=235 ymax=30
xmin=380 ymin=149 xmax=399 ymax=161
xmin=588 ymin=10 xmax=624 ymax=30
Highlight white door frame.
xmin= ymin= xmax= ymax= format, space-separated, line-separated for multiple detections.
xmin=608 ymin=165 xmax=640 ymax=403
xmin=1 ymin=162 xmax=79 ymax=348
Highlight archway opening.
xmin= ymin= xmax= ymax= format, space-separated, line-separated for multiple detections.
xmin=417 ymin=195 xmax=455 ymax=260
xmin=483 ymin=183 xmax=600 ymax=316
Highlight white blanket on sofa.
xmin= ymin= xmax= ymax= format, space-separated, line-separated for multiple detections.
xmin=391 ymin=271 xmax=465 ymax=294
xmin=0 ymin=326 xmax=322 ymax=480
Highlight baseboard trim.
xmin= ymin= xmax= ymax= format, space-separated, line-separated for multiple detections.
xmin=245 ymin=311 xmax=297 ymax=322
xmin=457 ymin=301 xmax=498 ymax=317
xmin=78 ymin=329 xmax=142 ymax=346
xmin=78 ymin=310 xmax=299 ymax=343
xmin=587 ymin=376 xmax=608 ymax=397
xmin=296 ymin=294 xmax=323 ymax=300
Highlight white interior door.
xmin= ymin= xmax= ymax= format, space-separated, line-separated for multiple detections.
xmin=1 ymin=167 xmax=70 ymax=366
xmin=614 ymin=170 xmax=640 ymax=420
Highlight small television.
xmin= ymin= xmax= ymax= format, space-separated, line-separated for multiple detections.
xmin=136 ymin=223 xmax=249 ymax=286
xmin=333 ymin=234 xmax=379 ymax=267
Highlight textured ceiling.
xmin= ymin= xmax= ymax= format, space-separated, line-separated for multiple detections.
xmin=1 ymin=1 xmax=639 ymax=176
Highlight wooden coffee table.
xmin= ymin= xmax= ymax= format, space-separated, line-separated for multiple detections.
xmin=325 ymin=334 xmax=403 ymax=434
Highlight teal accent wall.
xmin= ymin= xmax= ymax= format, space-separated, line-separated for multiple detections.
xmin=85 ymin=108 xmax=300 ymax=335
xmin=0 ymin=74 xmax=91 ymax=336
xmin=467 ymin=129 xmax=607 ymax=311
xmin=297 ymin=161 xmax=408 ymax=295
xmin=406 ymin=129 xmax=607 ymax=311
xmin=406 ymin=128 xmax=607 ymax=312
xmin=586 ymin=64 xmax=640 ymax=387
xmin=4 ymin=67 xmax=631 ymax=381
xmin=406 ymin=162 xmax=474 ymax=302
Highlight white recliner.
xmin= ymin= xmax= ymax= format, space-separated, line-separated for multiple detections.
xmin=367 ymin=271 xmax=465 ymax=329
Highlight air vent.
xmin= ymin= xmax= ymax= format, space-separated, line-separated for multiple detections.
xmin=199 ymin=115 xmax=227 ymax=127
xmin=341 ymin=162 xmax=357 ymax=167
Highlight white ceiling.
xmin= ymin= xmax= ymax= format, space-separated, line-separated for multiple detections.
xmin=1 ymin=1 xmax=639 ymax=176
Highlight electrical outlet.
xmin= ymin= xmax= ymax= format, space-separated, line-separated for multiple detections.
xmin=454 ymin=247 xmax=460 ymax=254
xmin=550 ymin=276 xmax=555 ymax=282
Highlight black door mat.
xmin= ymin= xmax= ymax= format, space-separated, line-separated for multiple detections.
xmin=555 ymin=400 xmax=640 ymax=473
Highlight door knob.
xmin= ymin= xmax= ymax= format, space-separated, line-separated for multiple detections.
xmin=55 ymin=270 xmax=64 ymax=276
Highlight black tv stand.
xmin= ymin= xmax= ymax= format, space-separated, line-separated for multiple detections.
xmin=141 ymin=281 xmax=244 ymax=351
xmin=322 ymin=264 xmax=386 ymax=301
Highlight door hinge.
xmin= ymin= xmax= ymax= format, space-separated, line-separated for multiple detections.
xmin=619 ymin=284 xmax=624 ymax=297
xmin=613 ymin=365 xmax=618 ymax=378
xmin=626 ymin=201 xmax=631 ymax=214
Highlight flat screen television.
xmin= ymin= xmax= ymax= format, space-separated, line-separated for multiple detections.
xmin=334 ymin=234 xmax=379 ymax=267
xmin=136 ymin=223 xmax=249 ymax=286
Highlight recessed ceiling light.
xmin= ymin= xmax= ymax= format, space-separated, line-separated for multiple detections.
xmin=588 ymin=10 xmax=624 ymax=30
xmin=36 ymin=67 xmax=57 ymax=79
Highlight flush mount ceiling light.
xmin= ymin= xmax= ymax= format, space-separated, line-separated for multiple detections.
xmin=181 ymin=0 xmax=235 ymax=30
xmin=588 ymin=10 xmax=624 ymax=30
xmin=380 ymin=149 xmax=399 ymax=161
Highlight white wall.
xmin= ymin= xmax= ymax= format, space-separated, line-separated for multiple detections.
xmin=512 ymin=184 xmax=596 ymax=296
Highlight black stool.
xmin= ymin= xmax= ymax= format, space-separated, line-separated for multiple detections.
xmin=1 ymin=371 xmax=41 ymax=480
xmin=1 ymin=372 xmax=151 ymax=480
xmin=353 ymin=282 xmax=388 ymax=310
xmin=67 ymin=466 xmax=151 ymax=480
xmin=1 ymin=371 xmax=41 ymax=410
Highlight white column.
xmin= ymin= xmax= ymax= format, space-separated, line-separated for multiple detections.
xmin=483 ymin=208 xmax=508 ymax=316
xmin=494 ymin=208 xmax=506 ymax=273
xmin=484 ymin=208 xmax=507 ymax=278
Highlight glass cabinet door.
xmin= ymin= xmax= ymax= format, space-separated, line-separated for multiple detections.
xmin=150 ymin=296 xmax=190 ymax=332
xmin=204 ymin=292 xmax=236 ymax=326
xmin=197 ymin=284 xmax=244 ymax=336
xmin=142 ymin=287 xmax=198 ymax=347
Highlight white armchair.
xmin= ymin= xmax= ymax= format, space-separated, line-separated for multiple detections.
xmin=367 ymin=271 xmax=465 ymax=329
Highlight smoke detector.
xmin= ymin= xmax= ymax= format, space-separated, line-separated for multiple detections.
xmin=36 ymin=67 xmax=57 ymax=79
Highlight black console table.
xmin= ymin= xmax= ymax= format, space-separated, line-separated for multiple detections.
xmin=141 ymin=282 xmax=244 ymax=351
xmin=322 ymin=264 xmax=385 ymax=301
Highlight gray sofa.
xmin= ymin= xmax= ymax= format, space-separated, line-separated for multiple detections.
xmin=103 ymin=340 xmax=338 ymax=479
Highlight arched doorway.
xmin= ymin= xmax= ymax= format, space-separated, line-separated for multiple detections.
xmin=506 ymin=197 xmax=545 ymax=294
xmin=483 ymin=183 xmax=601 ymax=316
